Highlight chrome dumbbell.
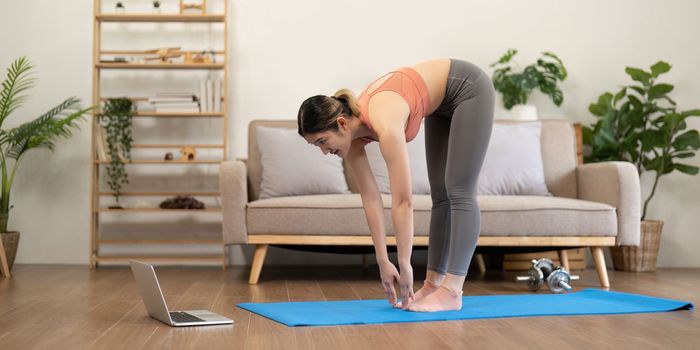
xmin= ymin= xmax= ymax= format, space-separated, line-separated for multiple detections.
xmin=516 ymin=258 xmax=579 ymax=293
xmin=515 ymin=258 xmax=556 ymax=291
xmin=546 ymin=266 xmax=580 ymax=293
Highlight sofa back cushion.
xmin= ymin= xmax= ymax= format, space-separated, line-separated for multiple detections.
xmin=247 ymin=119 xmax=578 ymax=201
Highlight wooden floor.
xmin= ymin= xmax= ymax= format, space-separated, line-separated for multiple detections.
xmin=0 ymin=264 xmax=698 ymax=349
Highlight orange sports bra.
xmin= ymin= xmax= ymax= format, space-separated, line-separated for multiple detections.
xmin=357 ymin=67 xmax=430 ymax=144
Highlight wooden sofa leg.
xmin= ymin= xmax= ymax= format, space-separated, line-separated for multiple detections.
xmin=475 ymin=254 xmax=486 ymax=274
xmin=558 ymin=250 xmax=570 ymax=271
xmin=590 ymin=247 xmax=610 ymax=288
xmin=249 ymin=244 xmax=269 ymax=285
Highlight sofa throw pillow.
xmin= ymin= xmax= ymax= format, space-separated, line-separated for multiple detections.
xmin=363 ymin=121 xmax=550 ymax=196
xmin=364 ymin=122 xmax=431 ymax=195
xmin=477 ymin=121 xmax=552 ymax=196
xmin=256 ymin=126 xmax=350 ymax=199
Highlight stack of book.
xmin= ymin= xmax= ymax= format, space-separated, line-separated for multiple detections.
xmin=199 ymin=79 xmax=223 ymax=113
xmin=146 ymin=92 xmax=200 ymax=113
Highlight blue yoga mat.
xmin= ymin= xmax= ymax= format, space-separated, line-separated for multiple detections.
xmin=236 ymin=288 xmax=693 ymax=327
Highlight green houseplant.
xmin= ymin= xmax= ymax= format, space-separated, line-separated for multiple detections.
xmin=99 ymin=97 xmax=133 ymax=207
xmin=0 ymin=57 xmax=91 ymax=271
xmin=583 ymin=60 xmax=700 ymax=271
xmin=490 ymin=48 xmax=567 ymax=119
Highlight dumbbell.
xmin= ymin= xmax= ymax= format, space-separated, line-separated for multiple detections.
xmin=515 ymin=258 xmax=579 ymax=293
xmin=515 ymin=258 xmax=556 ymax=291
xmin=547 ymin=266 xmax=580 ymax=293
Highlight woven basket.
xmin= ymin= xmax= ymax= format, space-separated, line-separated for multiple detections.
xmin=610 ymin=220 xmax=663 ymax=272
xmin=1 ymin=231 xmax=20 ymax=271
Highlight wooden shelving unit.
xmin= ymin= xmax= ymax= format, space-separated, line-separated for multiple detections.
xmin=91 ymin=0 xmax=228 ymax=269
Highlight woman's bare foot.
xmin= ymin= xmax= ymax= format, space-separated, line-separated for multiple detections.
xmin=393 ymin=279 xmax=440 ymax=308
xmin=407 ymin=285 xmax=463 ymax=312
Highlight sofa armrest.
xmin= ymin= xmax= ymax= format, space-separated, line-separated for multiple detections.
xmin=577 ymin=161 xmax=641 ymax=246
xmin=220 ymin=160 xmax=248 ymax=245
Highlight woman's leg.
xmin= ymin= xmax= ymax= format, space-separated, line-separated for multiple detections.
xmin=425 ymin=113 xmax=452 ymax=277
xmin=393 ymin=114 xmax=450 ymax=308
xmin=409 ymin=72 xmax=495 ymax=312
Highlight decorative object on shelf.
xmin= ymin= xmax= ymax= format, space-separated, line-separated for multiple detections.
xmin=490 ymin=48 xmax=567 ymax=120
xmin=144 ymin=47 xmax=182 ymax=63
xmin=152 ymin=0 xmax=161 ymax=13
xmin=115 ymin=1 xmax=125 ymax=13
xmin=0 ymin=57 xmax=91 ymax=276
xmin=583 ymin=60 xmax=700 ymax=271
xmin=180 ymin=146 xmax=197 ymax=161
xmin=202 ymin=50 xmax=216 ymax=63
xmin=159 ymin=196 xmax=205 ymax=209
xmin=180 ymin=0 xmax=206 ymax=14
xmin=99 ymin=97 xmax=134 ymax=206
xmin=164 ymin=152 xmax=174 ymax=161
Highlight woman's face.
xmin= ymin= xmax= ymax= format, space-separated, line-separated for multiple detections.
xmin=304 ymin=117 xmax=352 ymax=158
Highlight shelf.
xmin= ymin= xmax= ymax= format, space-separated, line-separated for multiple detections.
xmin=94 ymin=208 xmax=221 ymax=212
xmin=98 ymin=191 xmax=219 ymax=196
xmin=95 ymin=255 xmax=224 ymax=264
xmin=96 ymin=62 xmax=224 ymax=69
xmin=99 ymin=239 xmax=222 ymax=244
xmin=132 ymin=112 xmax=223 ymax=118
xmin=131 ymin=144 xmax=224 ymax=149
xmin=94 ymin=159 xmax=222 ymax=164
xmin=92 ymin=0 xmax=229 ymax=270
xmin=96 ymin=14 xmax=225 ymax=23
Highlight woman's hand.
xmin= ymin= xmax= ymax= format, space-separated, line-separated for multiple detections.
xmin=398 ymin=263 xmax=415 ymax=309
xmin=378 ymin=260 xmax=400 ymax=305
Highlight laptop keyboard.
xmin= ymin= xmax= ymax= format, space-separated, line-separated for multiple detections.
xmin=170 ymin=311 xmax=206 ymax=323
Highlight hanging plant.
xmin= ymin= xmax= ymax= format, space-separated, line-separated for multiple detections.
xmin=99 ymin=97 xmax=133 ymax=205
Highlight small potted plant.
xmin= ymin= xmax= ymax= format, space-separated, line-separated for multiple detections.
xmin=583 ymin=61 xmax=700 ymax=271
xmin=490 ymin=49 xmax=567 ymax=120
xmin=0 ymin=57 xmax=91 ymax=273
xmin=152 ymin=1 xmax=161 ymax=14
xmin=99 ymin=97 xmax=134 ymax=208
xmin=115 ymin=1 xmax=125 ymax=13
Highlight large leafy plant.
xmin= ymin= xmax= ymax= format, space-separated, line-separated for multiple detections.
xmin=0 ymin=57 xmax=90 ymax=233
xmin=490 ymin=48 xmax=568 ymax=109
xmin=583 ymin=61 xmax=700 ymax=220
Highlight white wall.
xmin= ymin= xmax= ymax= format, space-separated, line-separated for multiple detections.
xmin=1 ymin=0 xmax=698 ymax=267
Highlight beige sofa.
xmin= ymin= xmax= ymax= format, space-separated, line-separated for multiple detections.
xmin=220 ymin=119 xmax=641 ymax=286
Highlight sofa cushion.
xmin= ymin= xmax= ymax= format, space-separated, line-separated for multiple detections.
xmin=246 ymin=194 xmax=617 ymax=237
xmin=364 ymin=121 xmax=551 ymax=196
xmin=255 ymin=126 xmax=350 ymax=199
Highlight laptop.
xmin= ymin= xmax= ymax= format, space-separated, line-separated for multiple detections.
xmin=129 ymin=260 xmax=234 ymax=327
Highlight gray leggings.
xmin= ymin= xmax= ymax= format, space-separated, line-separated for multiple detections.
xmin=425 ymin=59 xmax=495 ymax=276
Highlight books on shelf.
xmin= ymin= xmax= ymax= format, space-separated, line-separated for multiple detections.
xmin=199 ymin=79 xmax=223 ymax=113
xmin=130 ymin=84 xmax=223 ymax=114
xmin=135 ymin=92 xmax=201 ymax=113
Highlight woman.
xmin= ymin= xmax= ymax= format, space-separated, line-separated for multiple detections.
xmin=297 ymin=58 xmax=494 ymax=312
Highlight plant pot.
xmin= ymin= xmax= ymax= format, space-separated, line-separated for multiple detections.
xmin=505 ymin=104 xmax=538 ymax=121
xmin=610 ymin=220 xmax=663 ymax=272
xmin=1 ymin=231 xmax=20 ymax=271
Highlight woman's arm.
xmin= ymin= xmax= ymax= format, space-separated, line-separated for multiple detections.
xmin=345 ymin=139 xmax=389 ymax=263
xmin=376 ymin=128 xmax=414 ymax=269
